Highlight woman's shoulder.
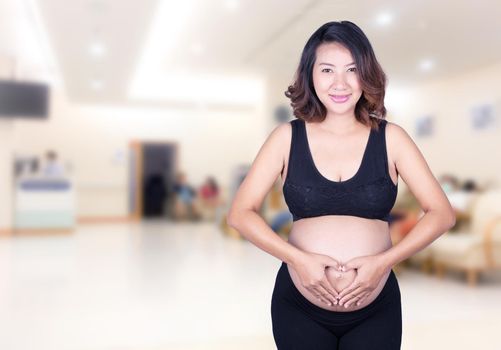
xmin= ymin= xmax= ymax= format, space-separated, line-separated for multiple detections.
xmin=383 ymin=119 xmax=417 ymax=160
xmin=256 ymin=120 xmax=294 ymax=164
xmin=268 ymin=119 xmax=294 ymax=144
xmin=384 ymin=119 xmax=411 ymax=141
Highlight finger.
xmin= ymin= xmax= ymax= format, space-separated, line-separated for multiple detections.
xmin=342 ymin=262 xmax=358 ymax=272
xmin=339 ymin=286 xmax=364 ymax=306
xmin=313 ymin=285 xmax=335 ymax=306
xmin=319 ymin=294 xmax=334 ymax=306
xmin=356 ymin=293 xmax=370 ymax=306
xmin=343 ymin=295 xmax=361 ymax=308
xmin=337 ymin=281 xmax=359 ymax=300
xmin=309 ymin=287 xmax=333 ymax=306
xmin=356 ymin=292 xmax=371 ymax=306
xmin=339 ymin=286 xmax=365 ymax=306
xmin=342 ymin=287 xmax=368 ymax=307
xmin=307 ymin=285 xmax=331 ymax=306
xmin=320 ymin=279 xmax=339 ymax=299
xmin=344 ymin=290 xmax=368 ymax=308
xmin=325 ymin=259 xmax=341 ymax=272
xmin=335 ymin=260 xmax=345 ymax=271
xmin=344 ymin=296 xmax=361 ymax=308
xmin=318 ymin=281 xmax=339 ymax=305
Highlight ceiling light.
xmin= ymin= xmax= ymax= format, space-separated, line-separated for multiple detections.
xmin=224 ymin=0 xmax=239 ymax=11
xmin=91 ymin=79 xmax=104 ymax=90
xmin=89 ymin=42 xmax=106 ymax=57
xmin=129 ymin=0 xmax=197 ymax=93
xmin=129 ymin=71 xmax=264 ymax=106
xmin=418 ymin=58 xmax=435 ymax=72
xmin=190 ymin=43 xmax=205 ymax=55
xmin=375 ymin=11 xmax=394 ymax=26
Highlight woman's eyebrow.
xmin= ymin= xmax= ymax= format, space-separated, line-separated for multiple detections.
xmin=318 ymin=62 xmax=356 ymax=67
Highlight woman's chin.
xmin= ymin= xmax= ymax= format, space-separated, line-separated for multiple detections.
xmin=322 ymin=105 xmax=355 ymax=117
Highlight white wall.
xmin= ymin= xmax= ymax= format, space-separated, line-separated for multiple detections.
xmin=0 ymin=86 xmax=268 ymax=222
xmin=386 ymin=61 xmax=501 ymax=190
xmin=2 ymin=60 xmax=500 ymax=228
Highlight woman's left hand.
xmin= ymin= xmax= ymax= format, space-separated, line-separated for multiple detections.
xmin=336 ymin=254 xmax=390 ymax=308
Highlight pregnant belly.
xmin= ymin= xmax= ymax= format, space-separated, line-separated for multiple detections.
xmin=286 ymin=215 xmax=393 ymax=312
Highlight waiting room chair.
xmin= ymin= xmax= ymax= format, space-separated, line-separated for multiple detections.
xmin=430 ymin=190 xmax=501 ymax=286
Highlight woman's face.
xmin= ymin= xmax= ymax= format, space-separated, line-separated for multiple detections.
xmin=312 ymin=42 xmax=363 ymax=117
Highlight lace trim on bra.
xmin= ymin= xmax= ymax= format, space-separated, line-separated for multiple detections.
xmin=283 ymin=176 xmax=397 ymax=220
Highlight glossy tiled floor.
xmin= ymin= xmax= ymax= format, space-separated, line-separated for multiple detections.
xmin=0 ymin=221 xmax=500 ymax=350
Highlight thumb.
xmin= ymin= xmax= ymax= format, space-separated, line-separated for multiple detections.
xmin=343 ymin=258 xmax=360 ymax=271
xmin=323 ymin=256 xmax=341 ymax=270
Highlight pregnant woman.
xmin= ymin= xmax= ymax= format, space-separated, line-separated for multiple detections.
xmin=228 ymin=21 xmax=455 ymax=349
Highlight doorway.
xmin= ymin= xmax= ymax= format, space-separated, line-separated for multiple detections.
xmin=129 ymin=141 xmax=178 ymax=220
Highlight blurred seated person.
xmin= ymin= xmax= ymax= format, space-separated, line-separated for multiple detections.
xmin=42 ymin=150 xmax=66 ymax=177
xmin=199 ymin=176 xmax=221 ymax=205
xmin=389 ymin=209 xmax=422 ymax=245
xmin=15 ymin=157 xmax=40 ymax=178
xmin=447 ymin=178 xmax=480 ymax=211
xmin=270 ymin=211 xmax=293 ymax=235
xmin=439 ymin=173 xmax=460 ymax=194
xmin=198 ymin=176 xmax=225 ymax=220
xmin=388 ymin=187 xmax=423 ymax=245
xmin=172 ymin=172 xmax=201 ymax=221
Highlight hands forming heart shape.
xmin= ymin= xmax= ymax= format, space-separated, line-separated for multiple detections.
xmin=327 ymin=254 xmax=390 ymax=308
xmin=291 ymin=252 xmax=389 ymax=308
xmin=325 ymin=265 xmax=358 ymax=295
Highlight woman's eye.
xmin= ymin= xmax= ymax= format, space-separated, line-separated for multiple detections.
xmin=321 ymin=68 xmax=333 ymax=73
xmin=348 ymin=67 xmax=357 ymax=72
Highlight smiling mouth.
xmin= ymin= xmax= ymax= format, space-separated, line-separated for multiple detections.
xmin=329 ymin=94 xmax=351 ymax=103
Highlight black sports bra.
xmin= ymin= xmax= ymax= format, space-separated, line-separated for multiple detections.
xmin=282 ymin=118 xmax=398 ymax=222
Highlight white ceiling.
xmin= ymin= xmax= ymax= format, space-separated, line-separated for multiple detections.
xmin=2 ymin=0 xmax=501 ymax=105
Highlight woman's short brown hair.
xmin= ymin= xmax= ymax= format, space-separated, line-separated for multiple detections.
xmin=285 ymin=21 xmax=387 ymax=130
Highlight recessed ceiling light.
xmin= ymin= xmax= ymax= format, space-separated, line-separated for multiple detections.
xmin=91 ymin=79 xmax=104 ymax=90
xmin=375 ymin=11 xmax=394 ymax=26
xmin=190 ymin=43 xmax=205 ymax=55
xmin=418 ymin=58 xmax=435 ymax=72
xmin=129 ymin=71 xmax=264 ymax=106
xmin=224 ymin=0 xmax=239 ymax=11
xmin=89 ymin=0 xmax=106 ymax=13
xmin=89 ymin=42 xmax=106 ymax=57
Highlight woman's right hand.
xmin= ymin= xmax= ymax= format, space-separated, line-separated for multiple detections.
xmin=291 ymin=251 xmax=343 ymax=306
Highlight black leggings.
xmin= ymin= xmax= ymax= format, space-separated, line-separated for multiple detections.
xmin=271 ymin=262 xmax=402 ymax=349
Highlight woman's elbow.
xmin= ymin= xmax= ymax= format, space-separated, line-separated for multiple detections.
xmin=444 ymin=208 xmax=456 ymax=229
xmin=227 ymin=207 xmax=247 ymax=228
xmin=226 ymin=209 xmax=239 ymax=228
xmin=426 ymin=205 xmax=456 ymax=231
xmin=449 ymin=211 xmax=457 ymax=228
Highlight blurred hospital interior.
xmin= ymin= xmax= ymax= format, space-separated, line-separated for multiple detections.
xmin=0 ymin=0 xmax=501 ymax=349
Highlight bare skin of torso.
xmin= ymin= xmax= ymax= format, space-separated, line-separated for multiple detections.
xmin=282 ymin=121 xmax=399 ymax=312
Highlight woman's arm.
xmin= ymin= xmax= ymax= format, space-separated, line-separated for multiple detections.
xmin=227 ymin=122 xmax=343 ymax=306
xmin=227 ymin=122 xmax=303 ymax=265
xmin=337 ymin=121 xmax=456 ymax=307
xmin=379 ymin=122 xmax=456 ymax=269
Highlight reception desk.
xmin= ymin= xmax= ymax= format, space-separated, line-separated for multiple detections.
xmin=14 ymin=177 xmax=76 ymax=230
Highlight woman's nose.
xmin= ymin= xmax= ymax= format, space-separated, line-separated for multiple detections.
xmin=331 ymin=74 xmax=348 ymax=90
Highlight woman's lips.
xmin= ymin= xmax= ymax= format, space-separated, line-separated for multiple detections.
xmin=329 ymin=94 xmax=351 ymax=103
